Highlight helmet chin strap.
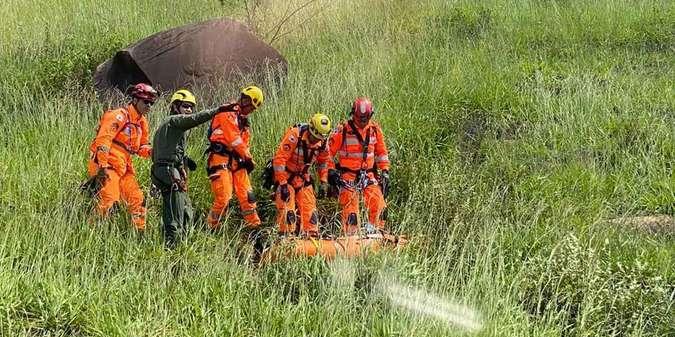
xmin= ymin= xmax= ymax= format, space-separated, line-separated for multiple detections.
xmin=169 ymin=102 xmax=181 ymax=115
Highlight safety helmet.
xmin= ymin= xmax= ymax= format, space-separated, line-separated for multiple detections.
xmin=130 ymin=83 xmax=158 ymax=102
xmin=351 ymin=97 xmax=374 ymax=119
xmin=308 ymin=113 xmax=332 ymax=140
xmin=240 ymin=85 xmax=264 ymax=108
xmin=170 ymin=89 xmax=196 ymax=106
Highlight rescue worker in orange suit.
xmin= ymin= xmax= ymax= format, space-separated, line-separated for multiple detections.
xmin=272 ymin=113 xmax=332 ymax=237
xmin=87 ymin=83 xmax=157 ymax=231
xmin=205 ymin=86 xmax=264 ymax=232
xmin=328 ymin=97 xmax=390 ymax=235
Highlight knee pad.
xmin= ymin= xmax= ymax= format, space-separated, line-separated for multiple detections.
xmin=310 ymin=211 xmax=318 ymax=225
xmin=209 ymin=206 xmax=227 ymax=220
xmin=247 ymin=190 xmax=257 ymax=204
xmin=380 ymin=208 xmax=388 ymax=221
xmin=286 ymin=211 xmax=297 ymax=225
xmin=347 ymin=213 xmax=358 ymax=226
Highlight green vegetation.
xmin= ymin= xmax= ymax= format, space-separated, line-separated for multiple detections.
xmin=0 ymin=0 xmax=673 ymax=336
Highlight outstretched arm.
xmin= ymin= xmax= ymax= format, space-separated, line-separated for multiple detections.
xmin=169 ymin=108 xmax=218 ymax=130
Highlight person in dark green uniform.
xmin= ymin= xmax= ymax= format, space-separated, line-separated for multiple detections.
xmin=151 ymin=89 xmax=220 ymax=248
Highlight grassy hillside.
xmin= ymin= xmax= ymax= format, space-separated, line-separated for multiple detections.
xmin=0 ymin=0 xmax=673 ymax=336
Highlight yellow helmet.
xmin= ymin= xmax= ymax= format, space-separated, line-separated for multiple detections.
xmin=308 ymin=113 xmax=332 ymax=140
xmin=170 ymin=89 xmax=196 ymax=105
xmin=241 ymin=85 xmax=264 ymax=108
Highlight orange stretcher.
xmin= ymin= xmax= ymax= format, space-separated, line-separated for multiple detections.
xmin=261 ymin=232 xmax=408 ymax=263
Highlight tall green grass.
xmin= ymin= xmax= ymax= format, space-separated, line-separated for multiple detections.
xmin=0 ymin=0 xmax=673 ymax=336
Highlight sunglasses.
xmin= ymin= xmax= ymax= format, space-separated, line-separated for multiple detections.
xmin=143 ymin=99 xmax=155 ymax=106
xmin=180 ymin=103 xmax=194 ymax=109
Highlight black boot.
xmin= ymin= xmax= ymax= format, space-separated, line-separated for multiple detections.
xmin=244 ymin=227 xmax=269 ymax=265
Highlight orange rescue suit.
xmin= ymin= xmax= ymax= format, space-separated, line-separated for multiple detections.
xmin=272 ymin=125 xmax=330 ymax=235
xmin=87 ymin=104 xmax=151 ymax=230
xmin=206 ymin=103 xmax=260 ymax=229
xmin=328 ymin=120 xmax=390 ymax=234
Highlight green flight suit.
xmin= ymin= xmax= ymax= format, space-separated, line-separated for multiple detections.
xmin=151 ymin=108 xmax=217 ymax=248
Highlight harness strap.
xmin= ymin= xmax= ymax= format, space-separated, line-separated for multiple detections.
xmin=153 ymin=161 xmax=181 ymax=168
xmin=298 ymin=126 xmax=316 ymax=176
xmin=347 ymin=120 xmax=372 ymax=164
xmin=205 ymin=142 xmax=240 ymax=158
xmin=336 ymin=166 xmax=377 ymax=175
xmin=205 ymin=141 xmax=242 ymax=173
xmin=112 ymin=139 xmax=133 ymax=154
xmin=109 ymin=108 xmax=143 ymax=154
xmin=207 ymin=164 xmax=228 ymax=176
xmin=338 ymin=122 xmax=375 ymax=174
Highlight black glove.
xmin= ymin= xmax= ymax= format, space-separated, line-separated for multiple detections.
xmin=95 ymin=167 xmax=108 ymax=182
xmin=150 ymin=184 xmax=162 ymax=199
xmin=278 ymin=183 xmax=290 ymax=202
xmin=327 ymin=184 xmax=339 ymax=198
xmin=328 ymin=169 xmax=342 ymax=188
xmin=240 ymin=158 xmax=255 ymax=173
xmin=379 ymin=170 xmax=390 ymax=198
xmin=248 ymin=227 xmax=269 ymax=265
xmin=184 ymin=156 xmax=197 ymax=172
xmin=317 ymin=183 xmax=328 ymax=199
xmin=238 ymin=115 xmax=250 ymax=128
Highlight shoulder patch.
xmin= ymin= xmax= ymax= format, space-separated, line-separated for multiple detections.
xmin=288 ymin=135 xmax=297 ymax=143
xmin=115 ymin=114 xmax=125 ymax=122
xmin=283 ymin=144 xmax=291 ymax=151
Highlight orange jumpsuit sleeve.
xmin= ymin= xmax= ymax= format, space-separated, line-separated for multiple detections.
xmin=315 ymin=143 xmax=331 ymax=183
xmin=242 ymin=128 xmax=252 ymax=149
xmin=137 ymin=116 xmax=152 ymax=158
xmin=211 ymin=112 xmax=252 ymax=160
xmin=93 ymin=110 xmax=125 ymax=168
xmin=272 ymin=128 xmax=298 ymax=185
xmin=373 ymin=124 xmax=390 ymax=171
xmin=327 ymin=124 xmax=344 ymax=170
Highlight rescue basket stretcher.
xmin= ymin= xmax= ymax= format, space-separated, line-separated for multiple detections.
xmin=261 ymin=232 xmax=408 ymax=263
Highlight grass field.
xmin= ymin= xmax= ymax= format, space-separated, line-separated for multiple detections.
xmin=0 ymin=0 xmax=673 ymax=336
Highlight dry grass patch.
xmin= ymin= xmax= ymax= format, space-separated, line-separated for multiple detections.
xmin=608 ymin=215 xmax=675 ymax=234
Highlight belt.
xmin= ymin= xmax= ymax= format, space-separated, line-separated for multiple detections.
xmin=112 ymin=140 xmax=134 ymax=154
xmin=207 ymin=164 xmax=228 ymax=176
xmin=153 ymin=160 xmax=181 ymax=168
xmin=337 ymin=165 xmax=376 ymax=175
xmin=285 ymin=170 xmax=313 ymax=188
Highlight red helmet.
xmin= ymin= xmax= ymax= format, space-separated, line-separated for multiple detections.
xmin=130 ymin=83 xmax=158 ymax=102
xmin=351 ymin=97 xmax=374 ymax=126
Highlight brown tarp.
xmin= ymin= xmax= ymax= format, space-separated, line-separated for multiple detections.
xmin=93 ymin=18 xmax=287 ymax=101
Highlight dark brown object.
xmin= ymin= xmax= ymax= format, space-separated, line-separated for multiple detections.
xmin=93 ymin=18 xmax=287 ymax=101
